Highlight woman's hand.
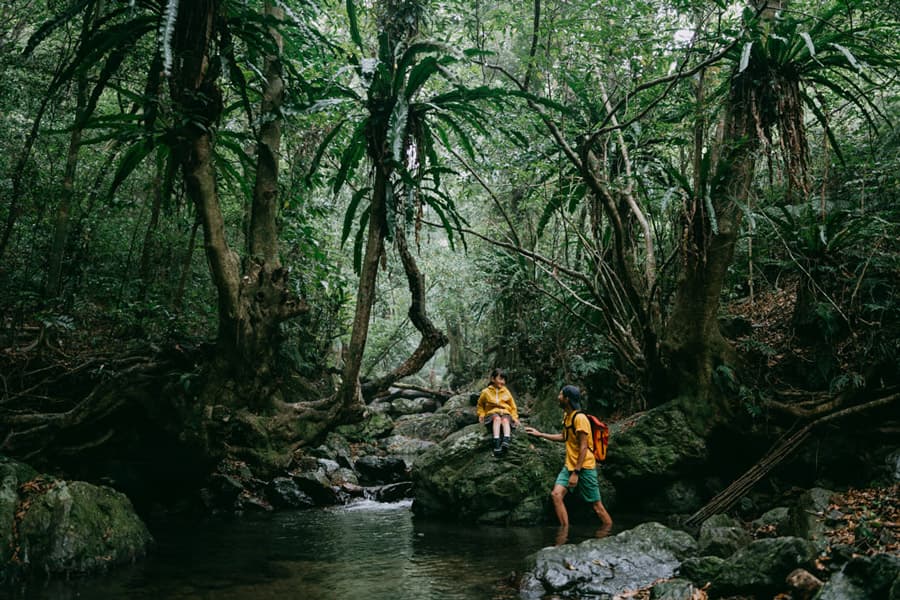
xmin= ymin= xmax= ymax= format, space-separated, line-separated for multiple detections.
xmin=479 ymin=416 xmax=484 ymax=424
xmin=524 ymin=426 xmax=541 ymax=437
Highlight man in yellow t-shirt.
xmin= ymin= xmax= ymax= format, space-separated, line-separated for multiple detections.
xmin=525 ymin=385 xmax=613 ymax=532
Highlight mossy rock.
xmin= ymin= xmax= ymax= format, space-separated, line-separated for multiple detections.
xmin=335 ymin=412 xmax=395 ymax=442
xmin=412 ymin=425 xmax=573 ymax=524
xmin=710 ymin=537 xmax=816 ymax=597
xmin=604 ymin=402 xmax=708 ymax=484
xmin=1 ymin=457 xmax=38 ymax=571
xmin=2 ymin=459 xmax=153 ymax=582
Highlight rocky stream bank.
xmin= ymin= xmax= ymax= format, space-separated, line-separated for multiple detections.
xmin=2 ymin=389 xmax=898 ymax=599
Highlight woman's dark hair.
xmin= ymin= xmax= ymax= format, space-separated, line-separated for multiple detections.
xmin=561 ymin=385 xmax=582 ymax=409
xmin=490 ymin=368 xmax=507 ymax=381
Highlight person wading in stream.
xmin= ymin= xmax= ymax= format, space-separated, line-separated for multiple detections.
xmin=477 ymin=368 xmax=520 ymax=457
xmin=525 ymin=385 xmax=613 ymax=538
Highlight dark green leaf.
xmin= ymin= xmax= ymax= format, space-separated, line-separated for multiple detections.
xmin=353 ymin=206 xmax=371 ymax=274
xmin=346 ymin=0 xmax=364 ymax=52
xmin=341 ymin=186 xmax=371 ymax=246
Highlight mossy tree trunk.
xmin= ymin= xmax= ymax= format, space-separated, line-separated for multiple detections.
xmin=169 ymin=0 xmax=306 ymax=407
xmin=662 ymin=2 xmax=784 ymax=408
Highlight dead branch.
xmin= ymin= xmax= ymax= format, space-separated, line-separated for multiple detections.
xmin=686 ymin=391 xmax=900 ymax=527
xmin=764 ymin=395 xmax=847 ymax=419
xmin=376 ymin=382 xmax=455 ymax=401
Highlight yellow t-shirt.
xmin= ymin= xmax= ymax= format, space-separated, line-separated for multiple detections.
xmin=563 ymin=411 xmax=596 ymax=471
xmin=476 ymin=385 xmax=519 ymax=421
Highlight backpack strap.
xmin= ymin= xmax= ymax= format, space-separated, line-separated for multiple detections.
xmin=565 ymin=410 xmax=593 ymax=450
xmin=564 ymin=410 xmax=583 ymax=439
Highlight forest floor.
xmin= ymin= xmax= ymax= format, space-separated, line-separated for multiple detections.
xmin=819 ymin=483 xmax=900 ymax=559
xmin=618 ymin=483 xmax=899 ymax=600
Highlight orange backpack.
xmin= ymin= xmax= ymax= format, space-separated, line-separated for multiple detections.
xmin=566 ymin=410 xmax=609 ymax=461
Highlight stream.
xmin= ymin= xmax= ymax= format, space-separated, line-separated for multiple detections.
xmin=11 ymin=500 xmax=632 ymax=599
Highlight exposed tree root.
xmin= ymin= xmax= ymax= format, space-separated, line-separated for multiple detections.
xmin=0 ymin=338 xmax=209 ymax=456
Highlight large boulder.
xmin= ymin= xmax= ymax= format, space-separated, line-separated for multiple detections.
xmin=697 ymin=513 xmax=752 ymax=558
xmin=603 ymin=403 xmax=708 ymax=485
xmin=335 ymin=412 xmax=394 ymax=442
xmin=392 ymin=413 xmax=459 ymax=442
xmin=1 ymin=457 xmax=153 ymax=582
xmin=520 ymin=522 xmax=697 ymax=598
xmin=1 ymin=457 xmax=38 ymax=577
xmin=815 ymin=554 xmax=900 ymax=600
xmin=705 ymin=537 xmax=817 ymax=597
xmin=436 ymin=394 xmax=479 ymax=430
xmin=390 ymin=396 xmax=439 ymax=416
xmin=355 ymin=455 xmax=409 ymax=485
xmin=264 ymin=477 xmax=315 ymax=509
xmin=412 ymin=425 xmax=573 ymax=524
xmin=752 ymin=506 xmax=793 ymax=537
xmin=790 ymin=487 xmax=834 ymax=550
xmin=380 ymin=435 xmax=435 ymax=459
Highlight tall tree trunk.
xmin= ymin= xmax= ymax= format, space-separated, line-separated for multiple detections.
xmin=46 ymin=74 xmax=87 ymax=297
xmin=170 ymin=0 xmax=305 ymax=397
xmin=249 ymin=1 xmax=283 ymax=268
xmin=170 ymin=0 xmax=242 ymax=357
xmin=662 ymin=45 xmax=762 ymax=405
xmin=336 ymin=168 xmax=388 ymax=418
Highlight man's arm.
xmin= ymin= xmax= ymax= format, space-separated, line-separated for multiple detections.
xmin=524 ymin=426 xmax=564 ymax=442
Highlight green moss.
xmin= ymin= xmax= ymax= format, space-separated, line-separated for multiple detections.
xmin=2 ymin=465 xmax=152 ymax=581
xmin=604 ymin=402 xmax=708 ymax=483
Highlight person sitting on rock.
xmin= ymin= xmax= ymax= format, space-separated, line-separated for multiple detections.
xmin=477 ymin=368 xmax=520 ymax=457
xmin=524 ymin=385 xmax=613 ymax=533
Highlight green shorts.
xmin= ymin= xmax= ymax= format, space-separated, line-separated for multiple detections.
xmin=555 ymin=467 xmax=601 ymax=503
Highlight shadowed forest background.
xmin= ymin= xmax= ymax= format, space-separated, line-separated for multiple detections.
xmin=1 ymin=0 xmax=898 ymax=535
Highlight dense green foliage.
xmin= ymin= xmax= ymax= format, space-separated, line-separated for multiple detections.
xmin=1 ymin=0 xmax=897 ymax=423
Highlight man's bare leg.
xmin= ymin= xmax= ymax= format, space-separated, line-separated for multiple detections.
xmin=551 ymin=484 xmax=569 ymax=527
xmin=592 ymin=500 xmax=613 ymax=528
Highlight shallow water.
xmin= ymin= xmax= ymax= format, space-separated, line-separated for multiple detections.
xmin=11 ymin=500 xmax=623 ymax=599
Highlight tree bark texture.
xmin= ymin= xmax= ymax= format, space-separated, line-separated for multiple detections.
xmin=249 ymin=2 xmax=284 ymax=268
xmin=662 ymin=67 xmax=759 ymax=402
xmin=169 ymin=0 xmax=305 ymax=390
xmin=337 ymin=168 xmax=388 ymax=418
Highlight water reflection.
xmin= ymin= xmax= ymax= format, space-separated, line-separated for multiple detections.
xmin=12 ymin=500 xmax=595 ymax=600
